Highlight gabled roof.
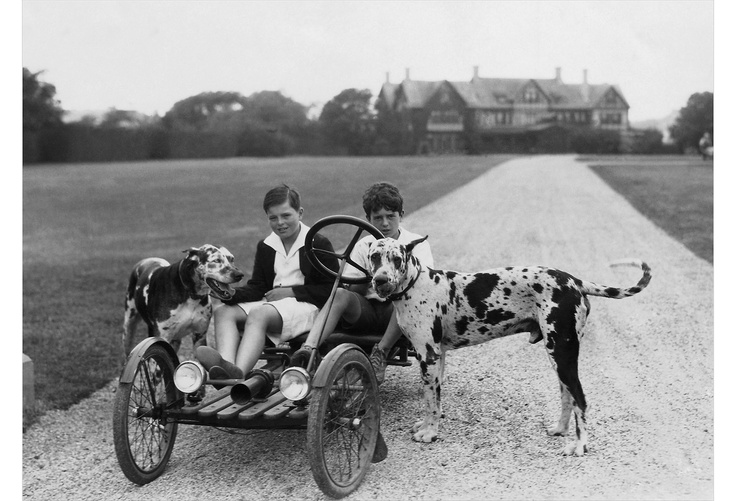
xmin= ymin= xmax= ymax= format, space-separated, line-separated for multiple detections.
xmin=378 ymin=82 xmax=400 ymax=108
xmin=396 ymin=80 xmax=443 ymax=108
xmin=379 ymin=73 xmax=629 ymax=111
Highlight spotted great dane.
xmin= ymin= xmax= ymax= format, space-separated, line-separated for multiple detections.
xmin=123 ymin=244 xmax=244 ymax=360
xmin=368 ymin=237 xmax=651 ymax=456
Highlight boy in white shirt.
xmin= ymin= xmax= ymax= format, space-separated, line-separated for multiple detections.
xmin=304 ymin=182 xmax=433 ymax=383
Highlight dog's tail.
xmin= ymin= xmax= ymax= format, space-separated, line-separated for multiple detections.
xmin=579 ymin=260 xmax=652 ymax=299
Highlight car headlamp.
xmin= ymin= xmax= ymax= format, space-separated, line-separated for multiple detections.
xmin=279 ymin=367 xmax=311 ymax=401
xmin=174 ymin=360 xmax=206 ymax=394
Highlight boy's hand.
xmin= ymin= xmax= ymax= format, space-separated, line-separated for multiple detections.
xmin=265 ymin=287 xmax=294 ymax=302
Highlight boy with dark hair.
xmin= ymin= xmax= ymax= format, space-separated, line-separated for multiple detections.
xmin=303 ymin=182 xmax=433 ymax=383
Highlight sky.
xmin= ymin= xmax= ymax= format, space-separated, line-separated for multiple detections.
xmin=20 ymin=0 xmax=715 ymax=123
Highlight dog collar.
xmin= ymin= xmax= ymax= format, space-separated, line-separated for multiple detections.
xmin=387 ymin=268 xmax=422 ymax=301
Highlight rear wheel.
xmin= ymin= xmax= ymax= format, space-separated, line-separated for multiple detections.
xmin=113 ymin=343 xmax=179 ymax=485
xmin=307 ymin=348 xmax=380 ymax=498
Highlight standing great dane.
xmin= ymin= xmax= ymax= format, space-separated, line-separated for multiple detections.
xmin=123 ymin=244 xmax=244 ymax=359
xmin=368 ymin=236 xmax=651 ymax=456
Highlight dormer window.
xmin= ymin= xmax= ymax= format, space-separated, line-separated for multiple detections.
xmin=523 ymin=86 xmax=539 ymax=103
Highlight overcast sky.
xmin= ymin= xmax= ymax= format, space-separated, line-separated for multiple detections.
xmin=21 ymin=1 xmax=714 ymax=122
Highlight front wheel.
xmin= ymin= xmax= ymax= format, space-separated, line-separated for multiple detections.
xmin=307 ymin=348 xmax=380 ymax=498
xmin=113 ymin=342 xmax=179 ymax=485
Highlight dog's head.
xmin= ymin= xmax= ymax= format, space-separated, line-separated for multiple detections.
xmin=184 ymin=244 xmax=244 ymax=299
xmin=368 ymin=236 xmax=428 ymax=299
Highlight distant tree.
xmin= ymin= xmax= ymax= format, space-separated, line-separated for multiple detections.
xmin=374 ymin=97 xmax=411 ymax=155
xmin=23 ymin=67 xmax=64 ymax=131
xmin=98 ymin=108 xmax=154 ymax=129
xmin=668 ymin=92 xmax=713 ymax=153
xmin=244 ymin=91 xmax=309 ymax=130
xmin=162 ymin=91 xmax=247 ymax=130
xmin=319 ymin=88 xmax=376 ymax=155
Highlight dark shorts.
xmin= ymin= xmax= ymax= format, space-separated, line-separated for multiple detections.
xmin=338 ymin=294 xmax=394 ymax=334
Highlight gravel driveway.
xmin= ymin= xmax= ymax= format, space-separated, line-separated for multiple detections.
xmin=22 ymin=155 xmax=714 ymax=500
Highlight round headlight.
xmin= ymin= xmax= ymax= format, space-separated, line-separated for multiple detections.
xmin=174 ymin=360 xmax=206 ymax=394
xmin=279 ymin=367 xmax=311 ymax=401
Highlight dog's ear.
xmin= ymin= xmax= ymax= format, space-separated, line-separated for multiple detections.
xmin=183 ymin=247 xmax=202 ymax=262
xmin=405 ymin=236 xmax=429 ymax=255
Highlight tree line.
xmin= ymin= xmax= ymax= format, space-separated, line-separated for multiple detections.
xmin=23 ymin=67 xmax=713 ymax=163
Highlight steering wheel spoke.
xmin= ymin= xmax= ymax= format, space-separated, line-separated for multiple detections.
xmin=305 ymin=216 xmax=383 ymax=285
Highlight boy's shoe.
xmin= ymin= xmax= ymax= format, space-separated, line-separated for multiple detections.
xmin=196 ymin=346 xmax=244 ymax=380
xmin=369 ymin=345 xmax=388 ymax=385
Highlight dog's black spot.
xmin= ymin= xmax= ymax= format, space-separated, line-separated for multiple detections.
xmin=440 ymin=303 xmax=448 ymax=315
xmin=455 ymin=315 xmax=470 ymax=335
xmin=446 ymin=271 xmax=457 ymax=280
xmin=505 ymin=266 xmax=513 ymax=271
xmin=449 ymin=281 xmax=457 ymax=305
xmin=431 ymin=315 xmax=443 ymax=343
xmin=604 ymin=287 xmax=621 ymax=296
xmin=546 ymin=287 xmax=582 ymax=349
xmin=510 ymin=281 xmax=517 ymax=286
xmin=465 ymin=273 xmax=500 ymax=317
xmin=434 ymin=274 xmax=441 ymax=284
xmin=503 ymin=287 xmax=511 ymax=296
xmin=546 ymin=335 xmax=555 ymax=350
xmin=485 ymin=308 xmax=516 ymax=325
xmin=478 ymin=325 xmax=489 ymax=334
xmin=628 ymin=286 xmax=641 ymax=294
xmin=532 ymin=283 xmax=544 ymax=294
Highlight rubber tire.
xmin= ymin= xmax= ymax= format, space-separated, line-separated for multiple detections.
xmin=307 ymin=348 xmax=380 ymax=498
xmin=113 ymin=342 xmax=179 ymax=485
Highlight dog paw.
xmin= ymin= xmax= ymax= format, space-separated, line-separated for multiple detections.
xmin=562 ymin=441 xmax=588 ymax=456
xmin=547 ymin=425 xmax=568 ymax=436
xmin=412 ymin=428 xmax=438 ymax=443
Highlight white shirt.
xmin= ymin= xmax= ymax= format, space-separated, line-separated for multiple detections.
xmin=263 ymin=223 xmax=309 ymax=288
xmin=344 ymin=226 xmax=434 ymax=300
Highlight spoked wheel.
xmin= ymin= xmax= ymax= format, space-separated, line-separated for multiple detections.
xmin=113 ymin=341 xmax=179 ymax=485
xmin=307 ymin=348 xmax=381 ymax=498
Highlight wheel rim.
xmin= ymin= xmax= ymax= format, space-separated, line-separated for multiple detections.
xmin=125 ymin=354 xmax=177 ymax=473
xmin=319 ymin=360 xmax=379 ymax=487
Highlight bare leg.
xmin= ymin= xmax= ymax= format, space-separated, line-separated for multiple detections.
xmin=214 ymin=305 xmax=247 ymax=364
xmin=234 ymin=304 xmax=283 ymax=375
xmin=376 ymin=310 xmax=402 ymax=352
xmin=304 ymin=288 xmax=362 ymax=348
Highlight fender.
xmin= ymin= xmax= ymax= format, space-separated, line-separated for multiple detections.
xmin=119 ymin=337 xmax=180 ymax=384
xmin=311 ymin=343 xmax=366 ymax=388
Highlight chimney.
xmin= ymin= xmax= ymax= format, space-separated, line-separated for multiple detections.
xmin=555 ymin=67 xmax=562 ymax=84
xmin=582 ymin=69 xmax=590 ymax=102
xmin=473 ymin=65 xmax=479 ymax=79
xmin=405 ymin=68 xmax=411 ymax=81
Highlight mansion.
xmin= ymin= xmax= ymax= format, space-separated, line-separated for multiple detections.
xmin=377 ymin=67 xmax=630 ymax=154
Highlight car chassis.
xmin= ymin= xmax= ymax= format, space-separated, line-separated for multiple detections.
xmin=112 ymin=215 xmax=414 ymax=498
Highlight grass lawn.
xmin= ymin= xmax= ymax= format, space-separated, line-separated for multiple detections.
xmin=582 ymin=155 xmax=713 ymax=263
xmin=23 ymin=153 xmax=713 ymax=429
xmin=22 ymin=155 xmax=515 ymax=427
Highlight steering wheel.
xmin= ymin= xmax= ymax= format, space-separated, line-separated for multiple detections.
xmin=305 ymin=215 xmax=383 ymax=284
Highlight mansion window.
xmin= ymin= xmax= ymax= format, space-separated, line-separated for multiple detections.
xmin=604 ymin=91 xmax=619 ymax=106
xmin=558 ymin=111 xmax=590 ymax=124
xmin=600 ymin=112 xmax=622 ymax=124
xmin=429 ymin=110 xmax=462 ymax=125
xmin=475 ymin=110 xmax=512 ymax=128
